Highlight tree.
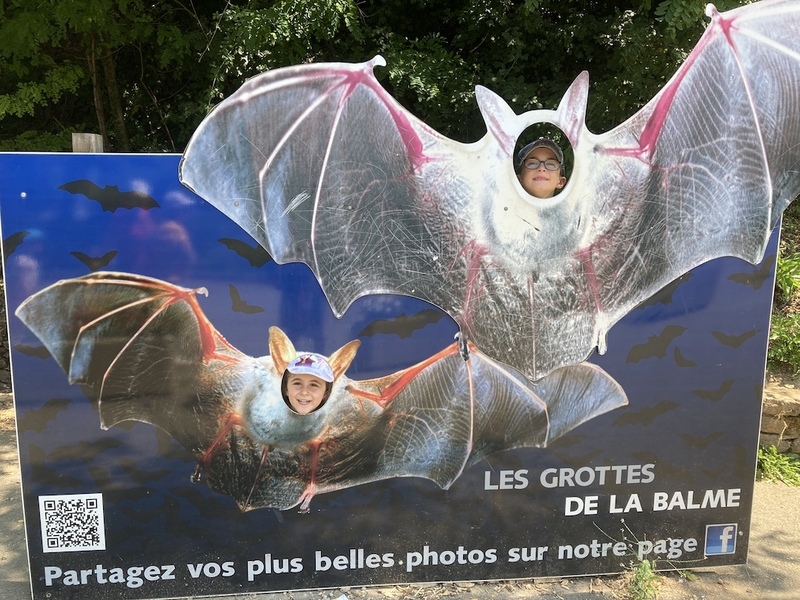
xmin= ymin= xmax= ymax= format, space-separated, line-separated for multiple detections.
xmin=0 ymin=0 xmax=217 ymax=151
xmin=0 ymin=0 xmax=747 ymax=152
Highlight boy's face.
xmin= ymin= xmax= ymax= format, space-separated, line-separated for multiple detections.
xmin=286 ymin=373 xmax=327 ymax=415
xmin=517 ymin=147 xmax=567 ymax=199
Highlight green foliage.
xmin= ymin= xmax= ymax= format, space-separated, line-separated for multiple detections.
xmin=775 ymin=251 xmax=800 ymax=302
xmin=654 ymin=0 xmax=749 ymax=36
xmin=0 ymin=0 xmax=723 ymax=151
xmin=757 ymin=445 xmax=800 ymax=486
xmin=0 ymin=65 xmax=84 ymax=118
xmin=0 ymin=130 xmax=72 ymax=152
xmin=768 ymin=312 xmax=800 ymax=374
xmin=628 ymin=558 xmax=659 ymax=600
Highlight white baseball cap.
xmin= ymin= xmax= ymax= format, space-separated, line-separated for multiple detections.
xmin=285 ymin=352 xmax=334 ymax=382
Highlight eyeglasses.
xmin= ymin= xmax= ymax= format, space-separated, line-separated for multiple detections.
xmin=523 ymin=158 xmax=561 ymax=172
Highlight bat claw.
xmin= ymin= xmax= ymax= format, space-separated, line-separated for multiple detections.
xmin=191 ymin=464 xmax=204 ymax=483
xmin=298 ymin=484 xmax=317 ymax=512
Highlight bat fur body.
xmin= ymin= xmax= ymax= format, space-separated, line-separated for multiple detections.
xmin=15 ymin=272 xmax=627 ymax=511
xmin=180 ymin=0 xmax=800 ymax=382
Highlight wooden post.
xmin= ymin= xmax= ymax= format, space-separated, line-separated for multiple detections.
xmin=71 ymin=133 xmax=104 ymax=153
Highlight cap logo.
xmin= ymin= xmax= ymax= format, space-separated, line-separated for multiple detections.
xmin=285 ymin=351 xmax=335 ymax=382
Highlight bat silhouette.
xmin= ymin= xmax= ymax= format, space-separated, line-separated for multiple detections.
xmin=551 ymin=449 xmax=603 ymax=468
xmin=543 ymin=433 xmax=585 ymax=450
xmin=15 ymin=272 xmax=627 ymax=511
xmin=219 ymin=237 xmax=273 ymax=267
xmin=632 ymin=451 xmax=695 ymax=485
xmin=679 ymin=431 xmax=725 ymax=449
xmin=728 ymin=254 xmax=775 ymax=290
xmin=49 ymin=437 xmax=125 ymax=462
xmin=59 ymin=180 xmax=160 ymax=212
xmin=71 ymin=250 xmax=118 ymax=271
xmin=29 ymin=445 xmax=85 ymax=489
xmin=13 ymin=343 xmax=51 ymax=359
xmin=626 ymin=325 xmax=687 ymax=363
xmin=711 ymin=329 xmax=759 ymax=349
xmin=358 ymin=308 xmax=448 ymax=339
xmin=87 ymin=465 xmax=117 ymax=491
xmin=693 ymin=379 xmax=734 ymax=402
xmin=3 ymin=230 xmax=30 ymax=259
xmin=635 ymin=274 xmax=693 ymax=310
xmin=229 ymin=283 xmax=265 ymax=314
xmin=16 ymin=397 xmax=71 ymax=432
xmin=179 ymin=1 xmax=800 ymax=382
xmin=612 ymin=401 xmax=678 ymax=427
xmin=118 ymin=457 xmax=172 ymax=484
xmin=700 ymin=465 xmax=728 ymax=479
xmin=673 ymin=346 xmax=697 ymax=368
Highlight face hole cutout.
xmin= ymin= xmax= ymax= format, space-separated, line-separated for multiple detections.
xmin=281 ymin=371 xmax=333 ymax=415
xmin=515 ymin=125 xmax=572 ymax=199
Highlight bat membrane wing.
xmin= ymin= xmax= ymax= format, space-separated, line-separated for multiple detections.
xmin=206 ymin=346 xmax=626 ymax=510
xmin=588 ymin=0 xmax=800 ymax=332
xmin=181 ymin=58 xmax=473 ymax=317
xmin=15 ymin=272 xmax=236 ymax=452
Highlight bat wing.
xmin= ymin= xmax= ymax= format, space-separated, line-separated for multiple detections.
xmin=181 ymin=2 xmax=800 ymax=381
xmin=58 ymin=179 xmax=103 ymax=198
xmin=15 ymin=272 xmax=626 ymax=511
xmin=211 ymin=344 xmax=627 ymax=511
xmin=3 ymin=230 xmax=30 ymax=259
xmin=14 ymin=272 xmax=251 ymax=454
xmin=59 ymin=180 xmax=159 ymax=211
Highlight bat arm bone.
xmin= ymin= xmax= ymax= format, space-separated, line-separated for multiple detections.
xmin=243 ymin=444 xmax=274 ymax=510
xmin=712 ymin=8 xmax=775 ymax=202
xmin=347 ymin=343 xmax=463 ymax=408
xmin=603 ymin=14 xmax=722 ymax=164
xmin=192 ymin=412 xmax=245 ymax=482
xmin=574 ymin=245 xmax=604 ymax=314
xmin=298 ymin=438 xmax=325 ymax=512
xmin=178 ymin=286 xmax=241 ymax=360
xmin=70 ymin=292 xmax=194 ymax=397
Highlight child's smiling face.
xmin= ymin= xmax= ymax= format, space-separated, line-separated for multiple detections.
xmin=286 ymin=373 xmax=327 ymax=414
xmin=517 ymin=146 xmax=566 ymax=199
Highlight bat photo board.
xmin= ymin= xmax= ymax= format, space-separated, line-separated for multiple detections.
xmin=0 ymin=152 xmax=776 ymax=599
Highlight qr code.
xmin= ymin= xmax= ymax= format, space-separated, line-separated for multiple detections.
xmin=39 ymin=493 xmax=106 ymax=553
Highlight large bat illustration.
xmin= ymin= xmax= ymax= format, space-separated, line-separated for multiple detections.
xmin=180 ymin=0 xmax=800 ymax=382
xmin=15 ymin=272 xmax=626 ymax=511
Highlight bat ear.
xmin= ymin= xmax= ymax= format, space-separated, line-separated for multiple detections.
xmin=475 ymin=85 xmax=520 ymax=153
xmin=268 ymin=326 xmax=297 ymax=373
xmin=554 ymin=71 xmax=589 ymax=150
xmin=327 ymin=339 xmax=361 ymax=380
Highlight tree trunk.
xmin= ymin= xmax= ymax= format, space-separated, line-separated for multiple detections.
xmin=86 ymin=35 xmax=109 ymax=149
xmin=101 ymin=45 xmax=131 ymax=152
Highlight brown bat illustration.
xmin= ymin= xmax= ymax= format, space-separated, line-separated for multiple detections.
xmin=15 ymin=272 xmax=627 ymax=511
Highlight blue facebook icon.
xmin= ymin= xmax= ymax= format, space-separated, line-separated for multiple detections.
xmin=704 ymin=524 xmax=738 ymax=555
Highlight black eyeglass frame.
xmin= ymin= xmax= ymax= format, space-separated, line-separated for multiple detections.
xmin=522 ymin=158 xmax=561 ymax=172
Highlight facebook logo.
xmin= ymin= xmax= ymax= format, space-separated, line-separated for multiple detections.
xmin=704 ymin=524 xmax=738 ymax=555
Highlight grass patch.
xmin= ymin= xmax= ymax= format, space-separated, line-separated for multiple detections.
xmin=757 ymin=445 xmax=800 ymax=485
xmin=628 ymin=559 xmax=659 ymax=600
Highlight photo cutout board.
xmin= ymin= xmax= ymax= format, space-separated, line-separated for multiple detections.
xmin=0 ymin=151 xmax=774 ymax=600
